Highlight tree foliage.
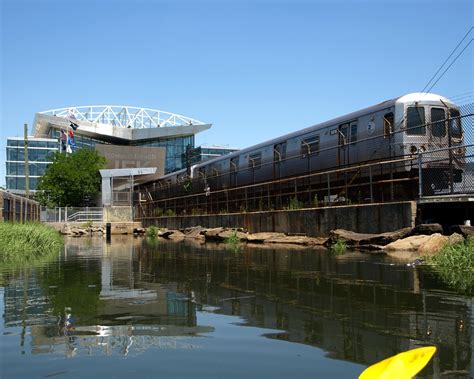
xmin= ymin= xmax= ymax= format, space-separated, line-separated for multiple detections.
xmin=36 ymin=149 xmax=107 ymax=207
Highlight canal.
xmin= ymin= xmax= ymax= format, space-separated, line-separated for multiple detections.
xmin=1 ymin=236 xmax=472 ymax=378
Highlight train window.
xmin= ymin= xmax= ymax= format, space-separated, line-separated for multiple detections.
xmin=384 ymin=112 xmax=394 ymax=137
xmin=301 ymin=136 xmax=320 ymax=156
xmin=273 ymin=143 xmax=286 ymax=162
xmin=350 ymin=123 xmax=357 ymax=143
xmin=431 ymin=108 xmax=446 ymax=137
xmin=449 ymin=109 xmax=462 ymax=138
xmin=249 ymin=152 xmax=262 ymax=169
xmin=198 ymin=167 xmax=206 ymax=178
xmin=230 ymin=157 xmax=239 ymax=173
xmin=406 ymin=107 xmax=426 ymax=135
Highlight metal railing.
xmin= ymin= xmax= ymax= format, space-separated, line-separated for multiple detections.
xmin=41 ymin=207 xmax=103 ymax=223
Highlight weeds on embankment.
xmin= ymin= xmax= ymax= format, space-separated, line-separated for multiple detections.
xmin=0 ymin=223 xmax=63 ymax=267
xmin=147 ymin=225 xmax=158 ymax=238
xmin=226 ymin=230 xmax=241 ymax=252
xmin=428 ymin=238 xmax=474 ymax=295
xmin=331 ymin=238 xmax=348 ymax=254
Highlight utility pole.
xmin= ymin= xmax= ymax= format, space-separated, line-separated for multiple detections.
xmin=24 ymin=123 xmax=30 ymax=199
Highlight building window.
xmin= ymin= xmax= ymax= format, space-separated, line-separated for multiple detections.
xmin=406 ymin=107 xmax=426 ymax=135
xmin=249 ymin=153 xmax=262 ymax=169
xmin=301 ymin=135 xmax=320 ymax=156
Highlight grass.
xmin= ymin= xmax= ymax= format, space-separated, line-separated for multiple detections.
xmin=331 ymin=238 xmax=348 ymax=254
xmin=225 ymin=230 xmax=241 ymax=252
xmin=427 ymin=238 xmax=474 ymax=295
xmin=147 ymin=225 xmax=158 ymax=238
xmin=0 ymin=223 xmax=63 ymax=267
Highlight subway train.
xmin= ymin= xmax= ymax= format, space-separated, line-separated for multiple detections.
xmin=141 ymin=92 xmax=464 ymax=211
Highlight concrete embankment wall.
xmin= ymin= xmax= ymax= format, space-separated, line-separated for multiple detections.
xmin=143 ymin=201 xmax=417 ymax=237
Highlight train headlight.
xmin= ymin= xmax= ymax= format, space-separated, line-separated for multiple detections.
xmin=410 ymin=145 xmax=418 ymax=154
xmin=419 ymin=146 xmax=426 ymax=153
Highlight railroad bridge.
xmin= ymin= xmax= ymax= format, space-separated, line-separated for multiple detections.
xmin=135 ymin=102 xmax=474 ymax=235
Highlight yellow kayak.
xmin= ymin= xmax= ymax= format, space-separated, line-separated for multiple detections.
xmin=359 ymin=346 xmax=437 ymax=379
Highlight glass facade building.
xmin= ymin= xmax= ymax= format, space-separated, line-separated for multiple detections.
xmin=6 ymin=137 xmax=58 ymax=193
xmin=5 ymin=106 xmax=213 ymax=194
xmin=188 ymin=145 xmax=238 ymax=166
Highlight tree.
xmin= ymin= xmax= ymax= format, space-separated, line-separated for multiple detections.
xmin=36 ymin=149 xmax=107 ymax=207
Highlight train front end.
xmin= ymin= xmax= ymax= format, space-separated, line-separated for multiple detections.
xmin=395 ymin=93 xmax=464 ymax=195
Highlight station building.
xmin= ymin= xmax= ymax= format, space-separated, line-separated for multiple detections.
xmin=5 ymin=106 xmax=218 ymax=194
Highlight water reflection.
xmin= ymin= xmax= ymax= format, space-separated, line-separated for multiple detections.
xmin=1 ymin=236 xmax=472 ymax=378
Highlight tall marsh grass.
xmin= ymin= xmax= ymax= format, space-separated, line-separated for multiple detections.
xmin=0 ymin=223 xmax=63 ymax=266
xmin=428 ymin=238 xmax=474 ymax=295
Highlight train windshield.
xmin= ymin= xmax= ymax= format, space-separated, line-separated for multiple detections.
xmin=431 ymin=108 xmax=446 ymax=137
xmin=449 ymin=109 xmax=462 ymax=138
xmin=406 ymin=106 xmax=426 ymax=135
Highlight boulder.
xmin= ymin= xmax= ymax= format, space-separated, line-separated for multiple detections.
xmin=384 ymin=235 xmax=432 ymax=252
xmin=217 ymin=230 xmax=248 ymax=241
xmin=419 ymin=233 xmax=450 ymax=255
xmin=157 ymin=229 xmax=173 ymax=238
xmin=247 ymin=232 xmax=286 ymax=243
xmin=327 ymin=229 xmax=377 ymax=246
xmin=265 ymin=235 xmax=327 ymax=245
xmin=184 ymin=226 xmax=207 ymax=239
xmin=447 ymin=232 xmax=465 ymax=245
xmin=363 ymin=227 xmax=413 ymax=245
xmin=412 ymin=223 xmax=443 ymax=235
xmin=327 ymin=228 xmax=412 ymax=247
xmin=449 ymin=225 xmax=474 ymax=239
xmin=204 ymin=227 xmax=225 ymax=241
xmin=168 ymin=230 xmax=185 ymax=241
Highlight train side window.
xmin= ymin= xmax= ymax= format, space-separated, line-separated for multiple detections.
xmin=350 ymin=123 xmax=357 ymax=143
xmin=384 ymin=112 xmax=394 ymax=138
xmin=301 ymin=135 xmax=320 ymax=156
xmin=273 ymin=142 xmax=287 ymax=162
xmin=406 ymin=106 xmax=426 ymax=135
xmin=230 ymin=157 xmax=239 ymax=173
xmin=249 ymin=152 xmax=262 ymax=169
xmin=431 ymin=108 xmax=446 ymax=137
xmin=198 ymin=167 xmax=206 ymax=178
xmin=449 ymin=109 xmax=462 ymax=138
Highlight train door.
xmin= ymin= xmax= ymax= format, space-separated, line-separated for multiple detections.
xmin=230 ymin=156 xmax=239 ymax=187
xmin=338 ymin=121 xmax=358 ymax=166
xmin=273 ymin=142 xmax=286 ymax=179
xmin=338 ymin=123 xmax=349 ymax=166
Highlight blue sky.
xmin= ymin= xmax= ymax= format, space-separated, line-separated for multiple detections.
xmin=1 ymin=0 xmax=473 ymax=187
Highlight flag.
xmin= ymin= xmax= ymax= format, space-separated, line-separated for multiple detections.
xmin=68 ymin=130 xmax=74 ymax=138
xmin=70 ymin=121 xmax=79 ymax=131
xmin=60 ymin=129 xmax=67 ymax=141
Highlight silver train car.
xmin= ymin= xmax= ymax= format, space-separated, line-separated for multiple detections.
xmin=146 ymin=92 xmax=463 ymax=205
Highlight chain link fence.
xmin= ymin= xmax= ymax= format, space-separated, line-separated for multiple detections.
xmin=418 ymin=102 xmax=473 ymax=197
xmin=136 ymin=102 xmax=474 ymax=218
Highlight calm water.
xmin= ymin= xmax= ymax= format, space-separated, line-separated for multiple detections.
xmin=1 ymin=236 xmax=472 ymax=378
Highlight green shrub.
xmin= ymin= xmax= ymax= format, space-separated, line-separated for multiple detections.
xmin=226 ymin=230 xmax=241 ymax=252
xmin=147 ymin=225 xmax=158 ymax=238
xmin=428 ymin=238 xmax=474 ymax=295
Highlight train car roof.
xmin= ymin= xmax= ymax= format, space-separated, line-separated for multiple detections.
xmin=144 ymin=92 xmax=456 ymax=184
xmin=193 ymin=92 xmax=452 ymax=168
